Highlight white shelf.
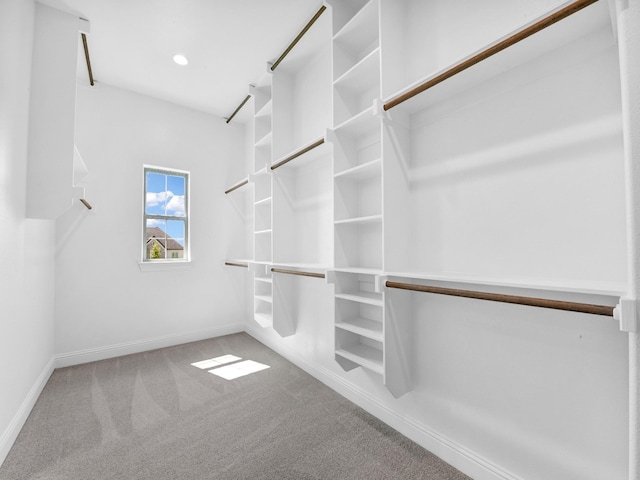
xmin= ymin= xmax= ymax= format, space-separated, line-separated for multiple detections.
xmin=255 ymin=295 xmax=273 ymax=304
xmin=335 ymin=343 xmax=383 ymax=375
xmin=255 ymin=131 xmax=272 ymax=147
xmin=335 ymin=291 xmax=383 ymax=307
xmin=272 ymin=262 xmax=329 ymax=271
xmin=254 ymin=312 xmax=273 ymax=328
xmin=254 ymin=196 xmax=272 ymax=206
xmin=254 ymin=277 xmax=273 ymax=284
xmin=335 ymin=157 xmax=381 ymax=180
xmin=335 ymin=214 xmax=382 ymax=225
xmin=255 ymin=98 xmax=272 ymax=118
xmin=334 ymin=47 xmax=380 ymax=89
xmin=333 ymin=0 xmax=378 ymax=49
xmin=336 ymin=317 xmax=383 ymax=342
xmin=333 ymin=267 xmax=382 ymax=276
xmin=255 ymin=229 xmax=272 ymax=235
xmin=333 ymin=106 xmax=379 ymax=137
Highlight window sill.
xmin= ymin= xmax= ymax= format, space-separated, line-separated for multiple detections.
xmin=138 ymin=260 xmax=192 ymax=272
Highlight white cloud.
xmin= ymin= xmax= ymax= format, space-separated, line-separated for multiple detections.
xmin=166 ymin=194 xmax=185 ymax=216
xmin=146 ymin=218 xmax=164 ymax=228
xmin=146 ymin=191 xmax=173 ymax=208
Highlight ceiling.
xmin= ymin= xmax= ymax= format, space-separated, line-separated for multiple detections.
xmin=38 ymin=0 xmax=323 ymax=121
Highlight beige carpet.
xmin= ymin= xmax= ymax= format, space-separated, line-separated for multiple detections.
xmin=0 ymin=333 xmax=471 ymax=480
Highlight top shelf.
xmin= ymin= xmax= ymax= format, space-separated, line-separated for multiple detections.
xmin=333 ymin=0 xmax=378 ymax=41
xmin=333 ymin=105 xmax=379 ymax=137
xmin=382 ymin=0 xmax=612 ymax=115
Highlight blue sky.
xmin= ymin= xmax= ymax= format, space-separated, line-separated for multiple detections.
xmin=146 ymin=172 xmax=186 ymax=244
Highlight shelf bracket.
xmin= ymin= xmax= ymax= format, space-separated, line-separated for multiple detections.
xmin=373 ymin=98 xmax=384 ymax=118
xmin=375 ymin=275 xmax=387 ymax=294
xmin=614 ymin=298 xmax=638 ymax=333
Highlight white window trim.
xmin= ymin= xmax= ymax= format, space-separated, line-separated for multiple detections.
xmin=142 ymin=165 xmax=191 ymax=268
xmin=138 ymin=260 xmax=192 ymax=272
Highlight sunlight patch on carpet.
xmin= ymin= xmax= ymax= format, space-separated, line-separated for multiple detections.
xmin=208 ymin=360 xmax=270 ymax=380
xmin=191 ymin=354 xmax=243 ymax=369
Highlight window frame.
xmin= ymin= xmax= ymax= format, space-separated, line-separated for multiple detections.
xmin=142 ymin=165 xmax=190 ymax=264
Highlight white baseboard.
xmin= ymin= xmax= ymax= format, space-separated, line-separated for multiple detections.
xmin=245 ymin=325 xmax=522 ymax=480
xmin=55 ymin=322 xmax=245 ymax=368
xmin=0 ymin=356 xmax=55 ymax=467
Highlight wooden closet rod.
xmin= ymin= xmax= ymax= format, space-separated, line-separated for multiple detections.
xmin=383 ymin=0 xmax=599 ymax=111
xmin=271 ymin=138 xmax=325 ymax=171
xmin=225 ymin=262 xmax=249 ymax=268
xmin=271 ymin=268 xmax=325 ymax=279
xmin=386 ymin=281 xmax=615 ymax=317
xmin=81 ymin=33 xmax=94 ymax=86
xmin=271 ymin=5 xmax=327 ymax=72
xmin=79 ymin=198 xmax=92 ymax=210
xmin=225 ymin=94 xmax=252 ymax=124
xmin=225 ymin=179 xmax=249 ymax=194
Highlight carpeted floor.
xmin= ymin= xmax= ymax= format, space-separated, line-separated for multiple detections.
xmin=0 ymin=333 xmax=471 ymax=479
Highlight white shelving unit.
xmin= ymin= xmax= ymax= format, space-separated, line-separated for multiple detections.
xmin=250 ymin=72 xmax=275 ymax=328
xmin=332 ymin=110 xmax=382 ymax=272
xmin=253 ymin=263 xmax=274 ymax=327
xmin=230 ymin=0 xmax=626 ymax=410
xmin=264 ymin=4 xmax=334 ymax=339
xmin=329 ymin=0 xmax=389 ymax=382
xmin=332 ymin=0 xmax=380 ymax=127
xmin=334 ymin=271 xmax=384 ymax=376
xmin=252 ymin=171 xmax=272 ymax=264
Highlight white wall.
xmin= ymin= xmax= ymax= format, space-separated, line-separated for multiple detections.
xmin=0 ymin=0 xmax=56 ymax=465
xmin=55 ymin=83 xmax=247 ymax=364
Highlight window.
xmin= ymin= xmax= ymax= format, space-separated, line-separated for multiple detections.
xmin=143 ymin=166 xmax=189 ymax=262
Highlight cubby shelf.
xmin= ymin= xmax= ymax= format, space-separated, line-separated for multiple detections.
xmin=255 ymin=295 xmax=273 ymax=303
xmin=333 ymin=0 xmax=379 ymax=60
xmin=335 ymin=291 xmax=383 ymax=307
xmin=334 ymin=47 xmax=380 ymax=87
xmin=333 ymin=105 xmax=378 ymax=136
xmin=334 ymin=157 xmax=381 ymax=180
xmin=254 ymin=312 xmax=273 ymax=328
xmin=334 ymin=214 xmax=382 ymax=225
xmin=336 ymin=317 xmax=383 ymax=341
xmin=335 ymin=344 xmax=383 ymax=375
xmin=254 ymin=277 xmax=273 ymax=284
xmin=255 ymin=229 xmax=272 ymax=235
xmin=255 ymin=196 xmax=272 ymax=206
xmin=333 ymin=47 xmax=381 ymax=126
xmin=255 ymin=98 xmax=273 ymax=119
xmin=333 ymin=267 xmax=383 ymax=275
xmin=255 ymin=131 xmax=272 ymax=147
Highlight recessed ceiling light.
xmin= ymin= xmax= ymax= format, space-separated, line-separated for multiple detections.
xmin=173 ymin=54 xmax=188 ymax=66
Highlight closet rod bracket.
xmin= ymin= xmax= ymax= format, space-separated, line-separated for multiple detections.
xmin=614 ymin=298 xmax=638 ymax=332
